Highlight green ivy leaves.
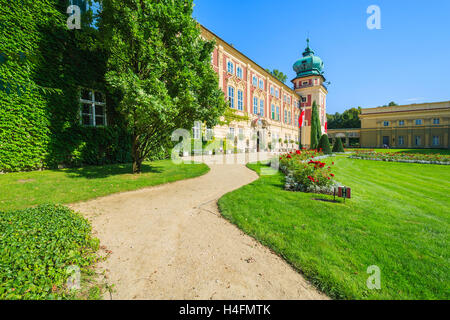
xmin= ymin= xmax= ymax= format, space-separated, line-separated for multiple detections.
xmin=0 ymin=205 xmax=99 ymax=300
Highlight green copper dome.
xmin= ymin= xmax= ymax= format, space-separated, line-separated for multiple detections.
xmin=293 ymin=39 xmax=324 ymax=78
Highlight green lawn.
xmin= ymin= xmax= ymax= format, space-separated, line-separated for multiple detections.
xmin=0 ymin=160 xmax=209 ymax=211
xmin=218 ymin=157 xmax=450 ymax=300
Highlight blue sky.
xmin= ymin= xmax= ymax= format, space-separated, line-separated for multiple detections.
xmin=193 ymin=0 xmax=450 ymax=114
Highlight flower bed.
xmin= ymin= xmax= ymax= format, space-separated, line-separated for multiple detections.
xmin=278 ymin=150 xmax=339 ymax=194
xmin=350 ymin=150 xmax=450 ymax=165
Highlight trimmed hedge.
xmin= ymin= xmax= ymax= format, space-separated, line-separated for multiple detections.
xmin=318 ymin=134 xmax=332 ymax=154
xmin=333 ymin=138 xmax=345 ymax=153
xmin=0 ymin=205 xmax=99 ymax=300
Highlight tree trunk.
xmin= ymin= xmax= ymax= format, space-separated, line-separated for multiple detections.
xmin=132 ymin=134 xmax=142 ymax=174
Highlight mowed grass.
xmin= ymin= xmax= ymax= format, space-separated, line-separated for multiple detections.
xmin=0 ymin=160 xmax=209 ymax=211
xmin=218 ymin=157 xmax=450 ymax=299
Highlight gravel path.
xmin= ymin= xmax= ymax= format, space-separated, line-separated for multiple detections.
xmin=70 ymin=153 xmax=327 ymax=300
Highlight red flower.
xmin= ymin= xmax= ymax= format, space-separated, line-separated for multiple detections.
xmin=330 ymin=174 xmax=335 ymax=177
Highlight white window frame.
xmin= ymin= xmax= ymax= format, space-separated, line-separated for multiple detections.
xmin=237 ymin=89 xmax=244 ymax=111
xmin=259 ymin=79 xmax=264 ymax=90
xmin=416 ymin=119 xmax=423 ymax=125
xmin=260 ymin=99 xmax=264 ymax=117
xmin=253 ymin=97 xmax=258 ymax=114
xmin=383 ymin=121 xmax=390 ymax=127
xmin=432 ymin=136 xmax=440 ymax=146
xmin=228 ymin=86 xmax=235 ymax=109
xmin=193 ymin=122 xmax=201 ymax=140
xmin=433 ymin=118 xmax=440 ymax=125
xmin=415 ymin=136 xmax=421 ymax=146
xmin=252 ymin=76 xmax=257 ymax=87
xmin=237 ymin=66 xmax=243 ymax=79
xmin=227 ymin=61 xmax=234 ymax=74
xmin=80 ymin=89 xmax=107 ymax=127
xmin=398 ymin=120 xmax=405 ymax=126
xmin=398 ymin=136 xmax=404 ymax=146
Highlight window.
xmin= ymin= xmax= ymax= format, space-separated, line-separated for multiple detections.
xmin=301 ymin=96 xmax=307 ymax=103
xmin=288 ymin=111 xmax=292 ymax=125
xmin=80 ymin=89 xmax=107 ymax=126
xmin=398 ymin=120 xmax=405 ymax=126
xmin=227 ymin=61 xmax=234 ymax=74
xmin=416 ymin=119 xmax=423 ymax=125
xmin=237 ymin=67 xmax=243 ymax=79
xmin=228 ymin=86 xmax=235 ymax=108
xmin=433 ymin=118 xmax=440 ymax=125
xmin=415 ymin=136 xmax=421 ymax=146
xmin=283 ymin=95 xmax=287 ymax=102
xmin=239 ymin=128 xmax=244 ymax=137
xmin=433 ymin=136 xmax=440 ymax=146
xmin=206 ymin=128 xmax=214 ymax=141
xmin=259 ymin=79 xmax=264 ymax=90
xmin=252 ymin=76 xmax=257 ymax=87
xmin=275 ymin=89 xmax=279 ymax=98
xmin=271 ymin=104 xmax=275 ymax=120
xmin=398 ymin=136 xmax=404 ymax=146
xmin=276 ymin=106 xmax=280 ymax=121
xmin=253 ymin=97 xmax=258 ymax=115
xmin=260 ymin=99 xmax=264 ymax=117
xmin=383 ymin=121 xmax=390 ymax=127
xmin=270 ymin=86 xmax=274 ymax=96
xmin=284 ymin=109 xmax=288 ymax=124
xmin=229 ymin=127 xmax=235 ymax=137
xmin=237 ymin=90 xmax=243 ymax=111
xmin=288 ymin=97 xmax=291 ymax=104
xmin=193 ymin=122 xmax=201 ymax=140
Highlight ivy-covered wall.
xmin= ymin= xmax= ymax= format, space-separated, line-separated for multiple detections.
xmin=0 ymin=0 xmax=131 ymax=172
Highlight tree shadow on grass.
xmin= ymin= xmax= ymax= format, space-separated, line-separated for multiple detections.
xmin=63 ymin=163 xmax=163 ymax=179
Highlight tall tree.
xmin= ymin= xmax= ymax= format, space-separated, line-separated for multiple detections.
xmin=327 ymin=107 xmax=361 ymax=129
xmin=265 ymin=69 xmax=287 ymax=84
xmin=99 ymin=0 xmax=227 ymax=173
xmin=310 ymin=101 xmax=321 ymax=149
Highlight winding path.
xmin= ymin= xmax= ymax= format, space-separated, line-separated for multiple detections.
xmin=70 ymin=153 xmax=327 ymax=300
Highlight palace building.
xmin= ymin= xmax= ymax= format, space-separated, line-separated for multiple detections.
xmin=200 ymin=26 xmax=328 ymax=151
xmin=359 ymin=101 xmax=450 ymax=149
xmin=328 ymin=101 xmax=450 ymax=149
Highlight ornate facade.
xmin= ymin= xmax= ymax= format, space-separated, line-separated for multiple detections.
xmin=200 ymin=26 xmax=328 ymax=151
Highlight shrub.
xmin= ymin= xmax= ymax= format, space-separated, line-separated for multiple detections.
xmin=0 ymin=205 xmax=99 ymax=300
xmin=333 ymin=138 xmax=345 ymax=153
xmin=278 ymin=151 xmax=336 ymax=194
xmin=318 ymin=134 xmax=332 ymax=154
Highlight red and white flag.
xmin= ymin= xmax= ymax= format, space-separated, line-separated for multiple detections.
xmin=299 ymin=109 xmax=305 ymax=128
